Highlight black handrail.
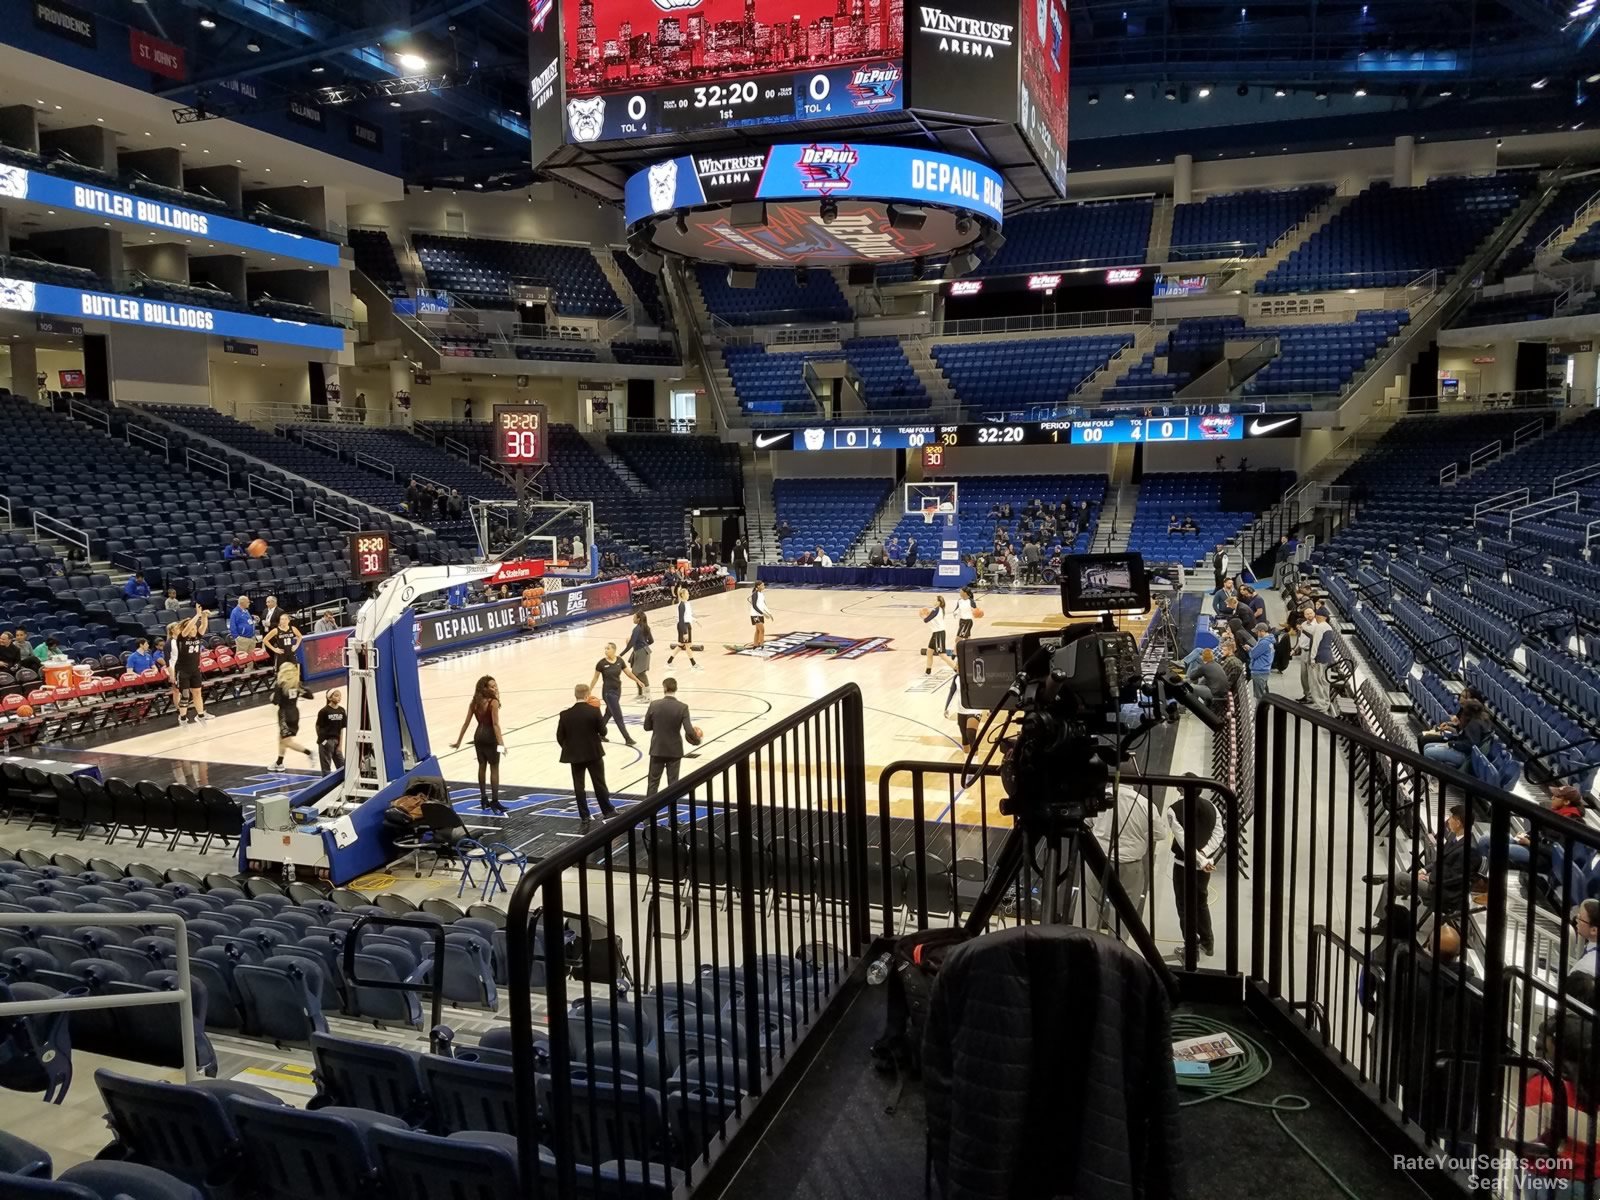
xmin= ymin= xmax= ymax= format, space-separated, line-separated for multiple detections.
xmin=340 ymin=912 xmax=448 ymax=1053
xmin=505 ymin=683 xmax=867 ymax=1197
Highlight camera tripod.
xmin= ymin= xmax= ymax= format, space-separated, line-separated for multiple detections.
xmin=955 ymin=771 xmax=1225 ymax=1001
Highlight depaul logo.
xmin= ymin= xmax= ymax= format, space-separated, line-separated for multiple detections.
xmin=650 ymin=0 xmax=703 ymax=8
xmin=797 ymin=145 xmax=858 ymax=196
xmin=848 ymin=64 xmax=902 ymax=110
xmin=528 ymin=0 xmax=553 ymax=31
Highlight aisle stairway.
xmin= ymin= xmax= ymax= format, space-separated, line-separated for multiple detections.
xmin=1223 ymin=193 xmax=1354 ymax=292
xmin=1074 ymin=326 xmax=1159 ymax=402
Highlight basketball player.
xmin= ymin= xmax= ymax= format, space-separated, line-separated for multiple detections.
xmin=922 ymin=596 xmax=958 ymax=675
xmin=171 ymin=610 xmax=211 ymax=723
xmin=945 ymin=587 xmax=983 ymax=712
xmin=748 ymin=580 xmax=774 ymax=649
xmin=666 ymin=586 xmax=700 ymax=670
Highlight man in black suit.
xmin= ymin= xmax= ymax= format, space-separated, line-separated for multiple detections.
xmin=643 ymin=677 xmax=703 ymax=796
xmin=557 ymin=684 xmax=613 ymax=826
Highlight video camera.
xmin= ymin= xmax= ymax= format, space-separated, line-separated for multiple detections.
xmin=956 ymin=552 xmax=1220 ymax=829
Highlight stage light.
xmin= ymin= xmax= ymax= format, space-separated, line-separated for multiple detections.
xmin=198 ymin=13 xmax=217 ymax=28
xmin=1197 ymin=85 xmax=1212 ymax=98
xmin=1236 ymin=83 xmax=1249 ymax=97
xmin=887 ymin=204 xmax=928 ymax=232
xmin=728 ymin=267 xmax=757 ymax=289
xmin=944 ymin=252 xmax=981 ymax=279
xmin=1163 ymin=86 xmax=1177 ymax=101
xmin=982 ymin=228 xmax=1006 ymax=255
xmin=1087 ymin=91 xmax=1099 ymax=105
xmin=398 ymin=52 xmax=428 ymax=72
xmin=954 ymin=215 xmax=973 ymax=237
xmin=819 ymin=197 xmax=839 ymax=223
xmin=1123 ymin=86 xmax=1137 ymax=101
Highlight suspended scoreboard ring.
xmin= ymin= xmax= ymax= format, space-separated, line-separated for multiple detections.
xmin=624 ymin=142 xmax=1005 ymax=270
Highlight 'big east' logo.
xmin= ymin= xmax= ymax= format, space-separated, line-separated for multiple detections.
xmin=797 ymin=145 xmax=858 ymax=195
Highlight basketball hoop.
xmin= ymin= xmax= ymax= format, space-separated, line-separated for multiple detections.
xmin=922 ymin=498 xmax=940 ymax=525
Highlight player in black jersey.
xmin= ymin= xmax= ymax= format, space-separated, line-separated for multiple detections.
xmin=171 ymin=610 xmax=212 ymax=723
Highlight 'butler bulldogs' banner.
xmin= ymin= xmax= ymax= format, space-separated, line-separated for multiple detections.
xmin=414 ymin=577 xmax=632 ymax=653
xmin=0 ymin=276 xmax=345 ymax=353
xmin=625 ymin=142 xmax=1004 ymax=229
xmin=0 ymin=165 xmax=340 ymax=267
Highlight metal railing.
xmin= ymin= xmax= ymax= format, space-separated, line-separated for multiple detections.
xmin=126 ymin=423 xmax=170 ymax=462
xmin=33 ymin=511 xmax=91 ymax=560
xmin=1536 ymin=187 xmax=1600 ymax=258
xmin=184 ymin=447 xmax=232 ymax=489
xmin=1474 ymin=489 xmax=1530 ymax=525
xmin=0 ymin=493 xmax=11 ymax=529
xmin=0 ymin=911 xmax=199 ymax=1083
xmin=247 ymin=473 xmax=293 ymax=508
xmin=505 ymin=684 xmax=868 ymax=1196
xmin=312 ymin=499 xmax=359 ymax=531
xmin=67 ymin=397 xmax=110 ymax=434
xmin=298 ymin=428 xmax=341 ymax=455
xmin=1508 ymin=491 xmax=1579 ymax=532
xmin=1554 ymin=461 xmax=1600 ymax=492
xmin=354 ymin=451 xmax=395 ymax=480
xmin=1249 ymin=697 xmax=1600 ymax=1195
xmin=938 ymin=307 xmax=1152 ymax=339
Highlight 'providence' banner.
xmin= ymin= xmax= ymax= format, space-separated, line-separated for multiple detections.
xmin=414 ymin=578 xmax=633 ymax=654
xmin=0 ymin=276 xmax=346 ymax=353
xmin=0 ymin=165 xmax=340 ymax=267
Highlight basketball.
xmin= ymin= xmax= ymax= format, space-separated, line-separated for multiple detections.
xmin=920 ymin=608 xmax=931 ymax=620
xmin=973 ymin=608 xmax=985 ymax=619
xmin=247 ymin=538 xmax=269 ymax=558
xmin=16 ymin=704 xmax=32 ymax=718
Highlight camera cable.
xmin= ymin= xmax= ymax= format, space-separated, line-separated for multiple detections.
xmin=1169 ymin=1011 xmax=1364 ymax=1200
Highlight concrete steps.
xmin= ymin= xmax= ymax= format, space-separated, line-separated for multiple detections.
xmin=593 ymin=249 xmax=643 ymax=319
xmin=1073 ymin=326 xmax=1158 ymax=402
xmin=902 ymin=337 xmax=956 ymax=407
xmin=1225 ymin=193 xmax=1355 ymax=293
xmin=1146 ymin=198 xmax=1174 ymax=264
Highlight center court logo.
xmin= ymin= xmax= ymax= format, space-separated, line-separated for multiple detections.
xmin=728 ymin=632 xmax=894 ymax=661
xmin=797 ymin=145 xmax=858 ymax=195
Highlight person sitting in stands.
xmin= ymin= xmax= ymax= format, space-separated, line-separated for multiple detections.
xmin=775 ymin=519 xmax=795 ymax=540
xmin=12 ymin=626 xmax=31 ymax=659
xmin=1476 ymin=785 xmax=1585 ymax=877
xmin=163 ymin=587 xmax=182 ymax=613
xmin=314 ymin=610 xmax=338 ymax=633
xmin=1181 ymin=514 xmax=1198 ymax=534
xmin=0 ymin=632 xmax=18 ymax=670
xmin=126 ymin=639 xmax=158 ymax=674
xmin=123 ymin=572 xmax=151 ymax=600
xmin=1188 ymin=649 xmax=1229 ymax=708
xmin=1168 ymin=514 xmax=1183 ymax=534
xmin=33 ymin=637 xmax=60 ymax=664
xmin=223 ymin=537 xmax=246 ymax=560
xmin=1421 ymin=700 xmax=1493 ymax=772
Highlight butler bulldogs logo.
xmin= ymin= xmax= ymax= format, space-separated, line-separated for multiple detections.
xmin=650 ymin=0 xmax=702 ymax=8
xmin=567 ymin=96 xmax=606 ymax=143
xmin=797 ymin=145 xmax=857 ymax=195
xmin=528 ymin=0 xmax=553 ymax=31
xmin=848 ymin=65 xmax=901 ymax=110
xmin=648 ymin=160 xmax=678 ymax=214
xmin=803 ymin=428 xmax=826 ymax=450
xmin=0 ymin=277 xmax=36 ymax=313
xmin=0 ymin=165 xmax=26 ymax=201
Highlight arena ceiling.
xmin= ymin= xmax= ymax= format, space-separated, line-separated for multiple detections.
xmin=104 ymin=0 xmax=1600 ymax=190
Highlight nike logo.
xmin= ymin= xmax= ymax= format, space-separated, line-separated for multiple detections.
xmin=755 ymin=432 xmax=792 ymax=449
xmin=1248 ymin=417 xmax=1297 ymax=436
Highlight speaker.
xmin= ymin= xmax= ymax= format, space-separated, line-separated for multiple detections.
xmin=730 ymin=201 xmax=767 ymax=228
xmin=887 ymin=204 xmax=927 ymax=231
xmin=728 ymin=267 xmax=758 ymax=289
xmin=847 ymin=265 xmax=877 ymax=287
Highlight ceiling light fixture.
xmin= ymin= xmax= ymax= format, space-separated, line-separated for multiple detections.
xmin=198 ymin=14 xmax=216 ymax=28
xmin=1197 ymin=85 xmax=1212 ymax=98
xmin=1532 ymin=77 xmax=1549 ymax=90
xmin=1438 ymin=88 xmax=1453 ymax=96
xmin=1086 ymin=91 xmax=1099 ymax=105
xmin=1163 ymin=86 xmax=1177 ymax=101
xmin=1123 ymin=86 xmax=1136 ymax=100
xmin=1273 ymin=86 xmax=1287 ymax=97
xmin=389 ymin=100 xmax=402 ymax=107
xmin=1315 ymin=88 xmax=1327 ymax=100
xmin=398 ymin=52 xmax=427 ymax=72
xmin=1236 ymin=83 xmax=1249 ymax=97
xmin=310 ymin=63 xmax=326 ymax=74
xmin=1354 ymin=86 xmax=1368 ymax=97
xmin=245 ymin=40 xmax=261 ymax=53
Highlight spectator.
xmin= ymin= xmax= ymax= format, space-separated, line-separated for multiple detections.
xmin=557 ymin=683 xmax=613 ymax=827
xmin=404 ymin=480 xmax=420 ymax=515
xmin=12 ymin=626 xmax=31 ymax=659
xmin=816 ymin=545 xmax=833 ymax=569
xmin=1211 ymin=548 xmax=1228 ymax=591
xmin=1249 ymin=623 xmax=1276 ymax=700
xmin=315 ymin=689 xmax=347 ymax=772
xmin=1421 ymin=699 xmax=1493 ymax=771
xmin=0 ymin=632 xmax=18 ymax=670
xmin=1293 ymin=606 xmax=1330 ymax=709
xmin=1379 ymin=922 xmax=1482 ymax=1142
xmin=1216 ymin=637 xmax=1245 ymax=689
xmin=261 ymin=594 xmax=282 ymax=634
xmin=126 ymin=639 xmax=158 ymax=674
xmin=34 ymin=637 xmax=60 ymax=664
xmin=775 ymin=519 xmax=795 ymax=541
xmin=1167 ymin=514 xmax=1182 ymax=534
xmin=571 ymin=534 xmax=585 ymax=563
xmin=905 ymin=536 xmax=919 ymax=568
xmin=1085 ymin=784 xmax=1169 ymax=933
xmin=643 ymin=677 xmax=704 ymax=796
xmin=1022 ymin=537 xmax=1041 ymax=583
xmin=1238 ymin=585 xmax=1266 ymax=623
xmin=163 ymin=587 xmax=182 ymax=613
xmin=314 ymin=610 xmax=338 ymax=634
xmin=690 ymin=537 xmax=704 ymax=569
xmin=1476 ymin=785 xmax=1584 ymax=875
xmin=229 ymin=596 xmax=258 ymax=654
xmin=223 ymin=537 xmax=246 ymax=561
xmin=1518 ymin=1009 xmax=1600 ymax=1194
xmin=353 ymin=391 xmax=368 ymax=423
xmin=731 ymin=538 xmax=750 ymax=583
xmin=1189 ymin=648 xmax=1229 ymax=707
xmin=1211 ymin=578 xmax=1236 ymax=616
xmin=123 ymin=572 xmax=151 ymax=600
xmin=1273 ymin=534 xmax=1300 ymax=592
xmin=1413 ymin=802 xmax=1481 ymax=912
xmin=1169 ymin=789 xmax=1223 ymax=959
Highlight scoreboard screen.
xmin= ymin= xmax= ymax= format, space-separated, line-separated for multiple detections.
xmin=757 ymin=413 xmax=1303 ymax=452
xmin=560 ymin=0 xmax=904 ymax=143
xmin=492 ymin=404 xmax=549 ymax=467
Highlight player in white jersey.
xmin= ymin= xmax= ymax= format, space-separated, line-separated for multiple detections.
xmin=747 ymin=580 xmax=774 ymax=649
xmin=666 ymin=586 xmax=700 ymax=670
xmin=944 ymin=586 xmax=985 ymax=711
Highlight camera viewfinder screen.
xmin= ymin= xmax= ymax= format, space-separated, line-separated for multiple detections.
xmin=1062 ymin=553 xmax=1150 ymax=614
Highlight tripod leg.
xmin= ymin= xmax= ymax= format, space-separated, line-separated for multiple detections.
xmin=960 ymin=826 xmax=1033 ymax=938
xmin=1077 ymin=834 xmax=1179 ymax=1000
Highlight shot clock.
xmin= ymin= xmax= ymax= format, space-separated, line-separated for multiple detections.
xmin=492 ymin=404 xmax=549 ymax=467
xmin=348 ymin=531 xmax=392 ymax=581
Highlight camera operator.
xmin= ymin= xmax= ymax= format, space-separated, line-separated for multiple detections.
xmin=1085 ymin=783 xmax=1169 ymax=933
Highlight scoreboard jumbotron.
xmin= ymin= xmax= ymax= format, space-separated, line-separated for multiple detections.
xmin=753 ymin=413 xmax=1305 ymax=453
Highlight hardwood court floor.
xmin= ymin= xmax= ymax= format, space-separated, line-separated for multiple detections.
xmin=101 ymin=585 xmax=1119 ymax=824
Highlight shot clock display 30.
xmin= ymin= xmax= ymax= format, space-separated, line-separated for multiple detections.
xmin=348 ymin=532 xmax=393 ymax=581
xmin=492 ymin=404 xmax=549 ymax=467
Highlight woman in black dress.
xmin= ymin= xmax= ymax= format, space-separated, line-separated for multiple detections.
xmin=589 ymin=642 xmax=642 ymax=747
xmin=452 ymin=675 xmax=508 ymax=814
